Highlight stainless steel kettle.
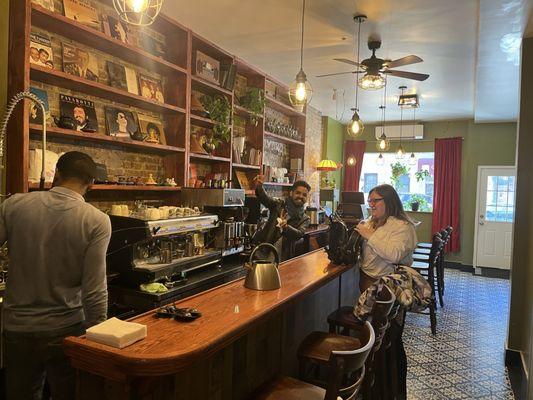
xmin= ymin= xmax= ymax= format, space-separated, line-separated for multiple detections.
xmin=244 ymin=243 xmax=281 ymax=291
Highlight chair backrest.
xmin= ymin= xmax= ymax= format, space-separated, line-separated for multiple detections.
xmin=323 ymin=321 xmax=375 ymax=400
xmin=369 ymin=285 xmax=396 ymax=352
xmin=429 ymin=234 xmax=444 ymax=265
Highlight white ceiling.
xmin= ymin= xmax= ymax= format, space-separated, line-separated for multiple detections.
xmin=162 ymin=0 xmax=533 ymax=123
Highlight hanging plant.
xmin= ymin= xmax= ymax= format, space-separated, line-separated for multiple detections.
xmin=390 ymin=161 xmax=409 ymax=188
xmin=415 ymin=169 xmax=431 ymax=183
xmin=238 ymin=87 xmax=265 ymax=126
xmin=200 ymin=94 xmax=232 ymax=147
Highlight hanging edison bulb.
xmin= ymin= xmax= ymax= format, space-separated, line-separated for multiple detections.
xmin=347 ymin=155 xmax=357 ymax=166
xmin=376 ymin=153 xmax=385 ymax=166
xmin=346 ymin=109 xmax=364 ymax=137
xmin=376 ymin=132 xmax=390 ymax=152
xmin=409 ymin=152 xmax=417 ymax=165
xmin=113 ymin=0 xmax=163 ymax=26
xmin=396 ymin=144 xmax=405 ymax=160
xmin=289 ymin=70 xmax=313 ymax=112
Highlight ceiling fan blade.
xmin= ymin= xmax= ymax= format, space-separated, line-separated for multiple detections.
xmin=316 ymin=71 xmax=364 ymax=78
xmin=384 ymin=69 xmax=429 ymax=81
xmin=334 ymin=58 xmax=364 ymax=68
xmin=384 ymin=55 xmax=423 ymax=68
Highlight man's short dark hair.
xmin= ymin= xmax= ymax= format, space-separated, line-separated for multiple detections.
xmin=291 ymin=180 xmax=311 ymax=192
xmin=56 ymin=151 xmax=97 ymax=184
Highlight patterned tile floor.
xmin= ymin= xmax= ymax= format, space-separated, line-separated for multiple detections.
xmin=404 ymin=269 xmax=515 ymax=400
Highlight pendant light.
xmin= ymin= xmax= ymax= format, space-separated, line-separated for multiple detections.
xmin=376 ymin=78 xmax=390 ymax=152
xmin=113 ymin=0 xmax=163 ymax=26
xmin=346 ymin=15 xmax=366 ymax=137
xmin=376 ymin=153 xmax=385 ymax=166
xmin=289 ymin=0 xmax=313 ymax=112
xmin=409 ymin=107 xmax=417 ymax=165
xmin=396 ymin=86 xmax=406 ymax=160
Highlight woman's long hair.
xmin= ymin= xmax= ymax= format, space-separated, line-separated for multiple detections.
xmin=369 ymin=184 xmax=414 ymax=228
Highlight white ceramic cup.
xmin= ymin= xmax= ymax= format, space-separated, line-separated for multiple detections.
xmin=120 ymin=205 xmax=129 ymax=217
xmin=110 ymin=205 xmax=122 ymax=216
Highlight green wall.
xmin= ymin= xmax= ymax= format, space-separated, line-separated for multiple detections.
xmin=322 ymin=117 xmax=344 ymax=189
xmin=344 ymin=119 xmax=517 ymax=266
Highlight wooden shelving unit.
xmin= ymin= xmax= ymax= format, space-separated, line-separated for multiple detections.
xmin=7 ymin=0 xmax=307 ymax=202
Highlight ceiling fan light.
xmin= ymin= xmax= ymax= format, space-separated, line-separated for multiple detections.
xmin=289 ymin=69 xmax=313 ymax=112
xmin=113 ymin=0 xmax=163 ymax=26
xmin=346 ymin=110 xmax=364 ymax=137
xmin=376 ymin=132 xmax=390 ymax=151
xmin=358 ymin=73 xmax=386 ymax=90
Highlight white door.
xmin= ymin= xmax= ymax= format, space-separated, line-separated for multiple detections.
xmin=474 ymin=166 xmax=516 ymax=269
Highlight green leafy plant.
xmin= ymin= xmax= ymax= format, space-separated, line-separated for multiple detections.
xmin=406 ymin=194 xmax=429 ymax=212
xmin=239 ymin=87 xmax=265 ymax=126
xmin=415 ymin=169 xmax=431 ymax=183
xmin=200 ymin=94 xmax=232 ymax=146
xmin=390 ymin=162 xmax=409 ymax=187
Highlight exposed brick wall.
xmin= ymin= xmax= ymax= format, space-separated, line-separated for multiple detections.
xmin=304 ymin=106 xmax=322 ymax=195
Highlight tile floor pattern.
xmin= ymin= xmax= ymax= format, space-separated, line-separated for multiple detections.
xmin=403 ymin=269 xmax=515 ymax=400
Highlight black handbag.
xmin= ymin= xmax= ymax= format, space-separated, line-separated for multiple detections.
xmin=326 ymin=212 xmax=363 ymax=265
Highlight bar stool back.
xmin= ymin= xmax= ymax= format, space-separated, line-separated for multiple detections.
xmin=252 ymin=322 xmax=375 ymax=400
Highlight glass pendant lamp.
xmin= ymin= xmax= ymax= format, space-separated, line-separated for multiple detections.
xmin=346 ymin=15 xmax=366 ymax=137
xmin=289 ymin=0 xmax=313 ymax=112
xmin=113 ymin=0 xmax=163 ymax=26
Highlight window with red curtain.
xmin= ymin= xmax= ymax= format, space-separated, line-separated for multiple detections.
xmin=432 ymin=137 xmax=462 ymax=252
xmin=343 ymin=140 xmax=366 ymax=192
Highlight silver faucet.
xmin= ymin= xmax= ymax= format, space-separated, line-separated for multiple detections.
xmin=0 ymin=91 xmax=48 ymax=197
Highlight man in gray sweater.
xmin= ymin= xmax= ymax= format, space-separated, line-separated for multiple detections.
xmin=0 ymin=151 xmax=111 ymax=400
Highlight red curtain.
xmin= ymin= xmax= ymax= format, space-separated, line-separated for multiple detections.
xmin=343 ymin=140 xmax=366 ymax=192
xmin=432 ymin=137 xmax=462 ymax=252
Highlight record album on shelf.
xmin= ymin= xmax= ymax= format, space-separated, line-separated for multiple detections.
xmin=63 ymin=43 xmax=99 ymax=82
xmin=104 ymin=106 xmax=140 ymax=139
xmin=29 ymin=32 xmax=54 ymax=69
xmin=59 ymin=94 xmax=98 ymax=133
xmin=29 ymin=87 xmax=49 ymax=125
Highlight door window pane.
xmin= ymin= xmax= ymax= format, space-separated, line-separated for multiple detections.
xmin=486 ymin=175 xmax=515 ymax=222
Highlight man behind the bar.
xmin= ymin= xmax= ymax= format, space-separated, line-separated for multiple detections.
xmin=255 ymin=177 xmax=311 ymax=260
xmin=0 ymin=151 xmax=111 ymax=400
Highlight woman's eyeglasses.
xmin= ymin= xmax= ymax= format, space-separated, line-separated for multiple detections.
xmin=367 ymin=198 xmax=384 ymax=205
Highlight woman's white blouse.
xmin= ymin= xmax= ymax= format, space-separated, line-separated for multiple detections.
xmin=360 ymin=216 xmax=418 ymax=278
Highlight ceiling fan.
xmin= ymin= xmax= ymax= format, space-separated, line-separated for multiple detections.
xmin=317 ymin=39 xmax=430 ymax=90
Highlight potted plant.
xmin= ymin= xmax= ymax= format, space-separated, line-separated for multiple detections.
xmin=238 ymin=87 xmax=265 ymax=126
xmin=200 ymin=94 xmax=232 ymax=151
xmin=407 ymin=194 xmax=428 ymax=212
xmin=390 ymin=162 xmax=409 ymax=188
xmin=415 ymin=169 xmax=431 ymax=183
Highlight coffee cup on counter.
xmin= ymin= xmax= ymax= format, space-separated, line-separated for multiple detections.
xmin=146 ymin=208 xmax=161 ymax=220
xmin=110 ymin=204 xmax=129 ymax=217
xmin=159 ymin=207 xmax=169 ymax=219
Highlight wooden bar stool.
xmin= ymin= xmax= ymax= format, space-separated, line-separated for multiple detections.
xmin=251 ymin=322 xmax=375 ymax=400
xmin=411 ymin=234 xmax=443 ymax=334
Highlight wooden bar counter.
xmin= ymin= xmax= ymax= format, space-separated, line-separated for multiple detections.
xmin=64 ymin=249 xmax=358 ymax=400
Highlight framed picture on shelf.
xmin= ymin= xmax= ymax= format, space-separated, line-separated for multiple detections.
xmin=138 ymin=32 xmax=166 ymax=58
xmin=138 ymin=114 xmax=166 ymax=145
xmin=138 ymin=74 xmax=165 ymax=103
xmin=29 ymin=87 xmax=49 ymax=125
xmin=59 ymin=94 xmax=97 ymax=132
xmin=32 ymin=0 xmax=54 ymax=11
xmin=196 ymin=51 xmax=220 ymax=84
xmin=63 ymin=43 xmax=99 ymax=82
xmin=234 ymin=170 xmax=251 ymax=190
xmin=62 ymin=0 xmax=100 ymax=30
xmin=29 ymin=32 xmax=54 ymax=69
xmin=104 ymin=106 xmax=140 ymax=139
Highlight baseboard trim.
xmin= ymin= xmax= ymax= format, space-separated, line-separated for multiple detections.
xmin=505 ymin=349 xmax=528 ymax=400
xmin=444 ymin=262 xmax=510 ymax=279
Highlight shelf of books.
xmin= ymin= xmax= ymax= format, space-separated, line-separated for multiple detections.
xmin=8 ymin=0 xmax=306 ymax=200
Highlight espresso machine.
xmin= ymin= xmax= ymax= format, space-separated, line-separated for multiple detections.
xmin=181 ymin=188 xmax=248 ymax=257
xmin=106 ymin=213 xmax=221 ymax=288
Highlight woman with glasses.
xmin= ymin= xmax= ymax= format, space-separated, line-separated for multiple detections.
xmin=355 ymin=184 xmax=417 ymax=292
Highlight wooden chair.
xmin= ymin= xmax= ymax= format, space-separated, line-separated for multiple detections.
xmin=251 ymin=322 xmax=375 ymax=400
xmin=436 ymin=226 xmax=453 ymax=303
xmin=411 ymin=234 xmax=443 ymax=334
